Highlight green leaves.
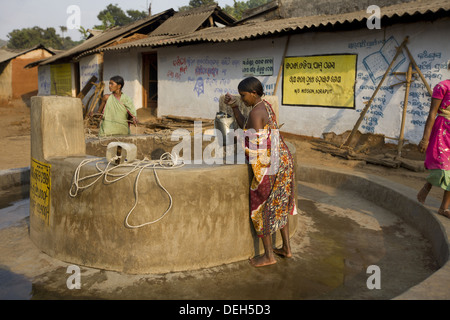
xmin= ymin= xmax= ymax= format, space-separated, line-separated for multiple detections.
xmin=94 ymin=4 xmax=148 ymax=30
xmin=7 ymin=26 xmax=82 ymax=50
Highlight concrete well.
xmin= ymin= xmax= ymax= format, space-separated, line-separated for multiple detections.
xmin=29 ymin=96 xmax=298 ymax=274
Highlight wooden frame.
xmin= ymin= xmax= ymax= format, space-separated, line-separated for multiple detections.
xmin=142 ymin=52 xmax=158 ymax=115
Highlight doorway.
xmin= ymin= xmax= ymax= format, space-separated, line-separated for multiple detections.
xmin=142 ymin=52 xmax=157 ymax=116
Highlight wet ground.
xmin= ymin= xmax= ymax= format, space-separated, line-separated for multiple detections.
xmin=0 ymin=181 xmax=439 ymax=300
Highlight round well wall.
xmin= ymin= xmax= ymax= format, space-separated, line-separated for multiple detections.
xmin=29 ymin=96 xmax=298 ymax=274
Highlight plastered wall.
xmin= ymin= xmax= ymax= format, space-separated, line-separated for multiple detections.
xmin=88 ymin=17 xmax=450 ymax=144
xmin=1 ymin=49 xmax=52 ymax=102
xmin=102 ymin=50 xmax=143 ymax=109
xmin=154 ymin=18 xmax=450 ymax=144
xmin=0 ymin=62 xmax=12 ymax=104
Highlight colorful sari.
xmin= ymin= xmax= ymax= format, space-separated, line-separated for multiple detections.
xmin=244 ymin=100 xmax=298 ymax=237
xmin=99 ymin=93 xmax=137 ymax=137
xmin=425 ymin=80 xmax=450 ymax=189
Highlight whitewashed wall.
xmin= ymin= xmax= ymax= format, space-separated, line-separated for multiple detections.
xmin=155 ymin=18 xmax=450 ymax=144
xmin=103 ymin=49 xmax=144 ymax=108
xmin=79 ymin=54 xmax=100 ymax=107
xmin=158 ymin=41 xmax=283 ymax=119
xmin=98 ymin=18 xmax=449 ymax=144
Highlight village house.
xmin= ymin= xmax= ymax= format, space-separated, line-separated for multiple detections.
xmin=31 ymin=0 xmax=450 ymax=145
xmin=0 ymin=44 xmax=56 ymax=105
xmin=25 ymin=8 xmax=179 ymax=108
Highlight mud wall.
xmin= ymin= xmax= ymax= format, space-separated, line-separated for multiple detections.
xmin=0 ymin=49 xmax=53 ymax=103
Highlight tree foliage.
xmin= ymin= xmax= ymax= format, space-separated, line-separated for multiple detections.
xmin=78 ymin=26 xmax=90 ymax=41
xmin=223 ymin=0 xmax=271 ymax=20
xmin=6 ymin=3 xmax=148 ymax=49
xmin=5 ymin=1 xmax=268 ymax=50
xmin=178 ymin=0 xmax=270 ymax=19
xmin=7 ymin=26 xmax=82 ymax=50
xmin=94 ymin=4 xmax=148 ymax=30
xmin=178 ymin=0 xmax=216 ymax=11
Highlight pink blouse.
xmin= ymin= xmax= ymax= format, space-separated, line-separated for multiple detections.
xmin=434 ymin=80 xmax=450 ymax=110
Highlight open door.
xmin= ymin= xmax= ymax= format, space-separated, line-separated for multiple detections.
xmin=142 ymin=52 xmax=158 ymax=116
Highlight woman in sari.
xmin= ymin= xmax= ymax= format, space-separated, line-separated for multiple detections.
xmin=98 ymin=75 xmax=137 ymax=137
xmin=224 ymin=77 xmax=298 ymax=267
xmin=417 ymin=72 xmax=450 ymax=219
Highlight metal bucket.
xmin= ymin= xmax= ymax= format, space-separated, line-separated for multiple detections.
xmin=214 ymin=112 xmax=238 ymax=147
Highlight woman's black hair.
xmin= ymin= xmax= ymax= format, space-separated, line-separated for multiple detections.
xmin=238 ymin=77 xmax=264 ymax=96
xmin=110 ymin=75 xmax=125 ymax=89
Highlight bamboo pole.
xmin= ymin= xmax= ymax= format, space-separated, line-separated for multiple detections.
xmin=77 ymin=75 xmax=97 ymax=100
xmin=85 ymin=82 xmax=104 ymax=118
xmin=342 ymin=36 xmax=409 ymax=147
xmin=403 ymin=45 xmax=432 ymax=96
xmin=397 ymin=63 xmax=413 ymax=157
xmin=273 ymin=35 xmax=291 ymax=96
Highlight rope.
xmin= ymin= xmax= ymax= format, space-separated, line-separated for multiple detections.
xmin=69 ymin=152 xmax=185 ymax=229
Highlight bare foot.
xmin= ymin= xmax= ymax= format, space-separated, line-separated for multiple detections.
xmin=438 ymin=208 xmax=450 ymax=219
xmin=417 ymin=183 xmax=431 ymax=204
xmin=249 ymin=255 xmax=277 ymax=267
xmin=273 ymin=247 xmax=292 ymax=258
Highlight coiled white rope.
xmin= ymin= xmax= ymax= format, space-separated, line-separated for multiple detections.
xmin=69 ymin=152 xmax=184 ymax=229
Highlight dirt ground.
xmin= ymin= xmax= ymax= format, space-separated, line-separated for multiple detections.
xmin=0 ymin=100 xmax=32 ymax=171
xmin=0 ymin=99 xmax=443 ymax=206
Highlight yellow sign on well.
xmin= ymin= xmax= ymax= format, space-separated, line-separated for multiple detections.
xmin=283 ymin=54 xmax=357 ymax=108
xmin=30 ymin=158 xmax=51 ymax=225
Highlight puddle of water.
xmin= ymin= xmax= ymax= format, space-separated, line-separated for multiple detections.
xmin=0 ymin=199 xmax=29 ymax=230
xmin=0 ymin=267 xmax=32 ymax=300
xmin=0 ymin=185 xmax=29 ymax=210
xmin=0 ymin=181 xmax=440 ymax=300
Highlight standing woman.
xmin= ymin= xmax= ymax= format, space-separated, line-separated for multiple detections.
xmin=224 ymin=77 xmax=298 ymax=267
xmin=417 ymin=66 xmax=450 ymax=219
xmin=98 ymin=75 xmax=137 ymax=137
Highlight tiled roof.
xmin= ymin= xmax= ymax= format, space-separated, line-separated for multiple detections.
xmin=35 ymin=9 xmax=175 ymax=66
xmin=77 ymin=0 xmax=450 ymax=58
xmin=0 ymin=44 xmax=56 ymax=64
xmin=151 ymin=4 xmax=235 ymax=36
xmin=0 ymin=49 xmax=17 ymax=64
